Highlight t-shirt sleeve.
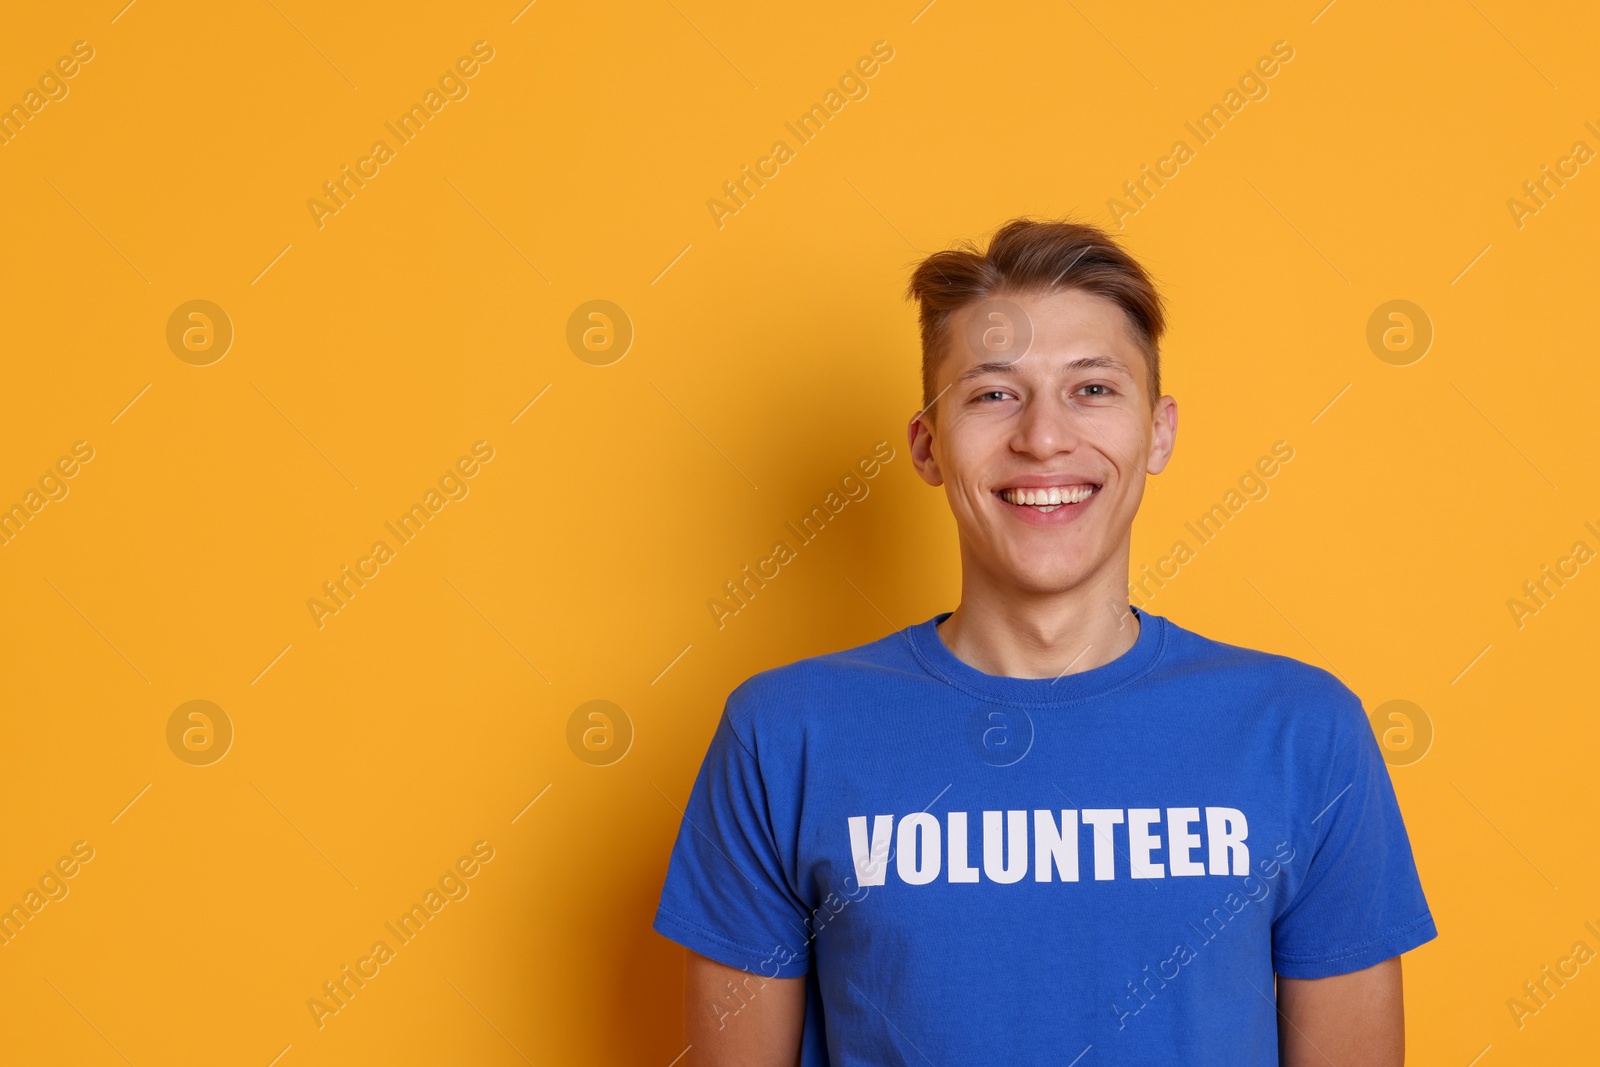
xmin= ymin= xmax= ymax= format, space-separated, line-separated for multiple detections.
xmin=652 ymin=693 xmax=812 ymax=978
xmin=1271 ymin=689 xmax=1439 ymax=979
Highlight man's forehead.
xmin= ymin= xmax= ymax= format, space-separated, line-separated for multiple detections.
xmin=941 ymin=290 xmax=1146 ymax=382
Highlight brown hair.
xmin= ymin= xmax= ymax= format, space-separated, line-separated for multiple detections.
xmin=905 ymin=217 xmax=1166 ymax=414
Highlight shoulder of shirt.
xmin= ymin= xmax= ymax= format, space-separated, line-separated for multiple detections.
xmin=1157 ymin=612 xmax=1369 ymax=740
xmin=718 ymin=625 xmax=917 ymax=743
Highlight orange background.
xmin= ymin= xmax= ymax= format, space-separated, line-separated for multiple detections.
xmin=2 ymin=1 xmax=1597 ymax=1063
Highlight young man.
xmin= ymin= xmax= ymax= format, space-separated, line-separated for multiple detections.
xmin=652 ymin=218 xmax=1436 ymax=1065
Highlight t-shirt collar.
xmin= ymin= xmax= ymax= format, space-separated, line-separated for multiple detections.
xmin=904 ymin=604 xmax=1167 ymax=706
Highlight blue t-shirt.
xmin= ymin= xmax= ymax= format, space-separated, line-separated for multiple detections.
xmin=653 ymin=606 xmax=1437 ymax=1064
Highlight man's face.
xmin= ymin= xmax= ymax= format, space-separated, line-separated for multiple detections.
xmin=908 ymin=288 xmax=1177 ymax=596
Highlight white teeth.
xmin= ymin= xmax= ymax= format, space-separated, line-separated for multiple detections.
xmin=1000 ymin=485 xmax=1097 ymax=508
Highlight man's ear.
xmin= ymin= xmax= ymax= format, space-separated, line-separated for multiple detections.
xmin=1145 ymin=394 xmax=1178 ymax=475
xmin=908 ymin=413 xmax=944 ymax=487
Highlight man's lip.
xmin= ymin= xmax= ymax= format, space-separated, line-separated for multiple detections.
xmin=993 ymin=476 xmax=1103 ymax=490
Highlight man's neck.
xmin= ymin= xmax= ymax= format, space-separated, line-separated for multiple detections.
xmin=936 ymin=563 xmax=1140 ymax=681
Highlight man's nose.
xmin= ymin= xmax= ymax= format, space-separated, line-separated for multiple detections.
xmin=1012 ymin=392 xmax=1083 ymax=458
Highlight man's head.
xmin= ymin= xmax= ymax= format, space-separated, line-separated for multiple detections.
xmin=905 ymin=217 xmax=1178 ymax=598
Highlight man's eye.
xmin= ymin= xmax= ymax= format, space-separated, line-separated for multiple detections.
xmin=1079 ymin=384 xmax=1113 ymax=397
xmin=977 ymin=390 xmax=1010 ymax=402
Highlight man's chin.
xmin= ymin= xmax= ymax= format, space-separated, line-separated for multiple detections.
xmin=992 ymin=559 xmax=1099 ymax=597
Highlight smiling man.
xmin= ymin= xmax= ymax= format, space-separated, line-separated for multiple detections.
xmin=653 ymin=218 xmax=1437 ymax=1065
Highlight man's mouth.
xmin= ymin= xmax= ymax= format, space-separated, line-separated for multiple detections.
xmin=997 ymin=484 xmax=1100 ymax=513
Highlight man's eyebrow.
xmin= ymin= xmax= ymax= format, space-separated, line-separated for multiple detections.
xmin=956 ymin=355 xmax=1133 ymax=383
xmin=957 ymin=359 xmax=1026 ymax=383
